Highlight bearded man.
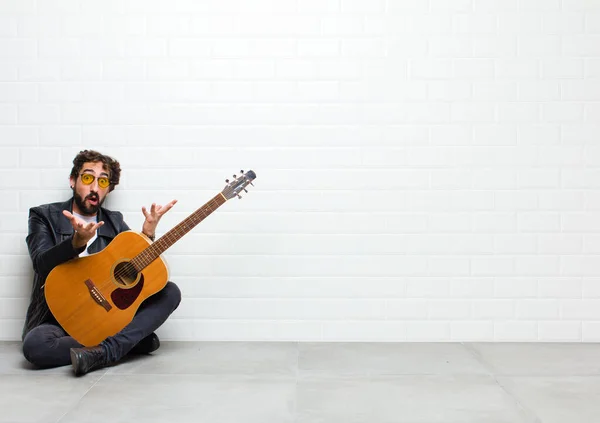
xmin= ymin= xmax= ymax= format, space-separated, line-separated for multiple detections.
xmin=22 ymin=150 xmax=181 ymax=376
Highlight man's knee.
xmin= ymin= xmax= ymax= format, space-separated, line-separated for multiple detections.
xmin=22 ymin=324 xmax=72 ymax=369
xmin=163 ymin=281 xmax=182 ymax=311
xmin=22 ymin=330 xmax=52 ymax=368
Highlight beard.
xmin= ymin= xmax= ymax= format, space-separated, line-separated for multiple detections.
xmin=73 ymin=189 xmax=105 ymax=216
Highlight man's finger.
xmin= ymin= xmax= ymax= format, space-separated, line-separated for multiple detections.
xmin=159 ymin=200 xmax=177 ymax=215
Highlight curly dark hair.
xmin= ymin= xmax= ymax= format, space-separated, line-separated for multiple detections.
xmin=70 ymin=150 xmax=121 ymax=192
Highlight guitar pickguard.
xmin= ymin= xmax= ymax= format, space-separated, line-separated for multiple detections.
xmin=111 ymin=275 xmax=145 ymax=310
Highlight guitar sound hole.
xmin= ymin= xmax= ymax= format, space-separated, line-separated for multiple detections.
xmin=113 ymin=262 xmax=138 ymax=288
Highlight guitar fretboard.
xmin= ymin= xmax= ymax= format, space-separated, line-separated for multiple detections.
xmin=130 ymin=193 xmax=227 ymax=271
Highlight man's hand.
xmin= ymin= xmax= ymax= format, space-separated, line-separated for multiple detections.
xmin=142 ymin=199 xmax=177 ymax=239
xmin=62 ymin=210 xmax=104 ymax=249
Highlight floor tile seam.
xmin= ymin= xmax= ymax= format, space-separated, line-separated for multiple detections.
xmin=461 ymin=343 xmax=543 ymax=423
xmin=54 ymin=370 xmax=108 ymax=423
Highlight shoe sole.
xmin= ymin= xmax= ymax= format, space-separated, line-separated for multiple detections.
xmin=70 ymin=348 xmax=81 ymax=376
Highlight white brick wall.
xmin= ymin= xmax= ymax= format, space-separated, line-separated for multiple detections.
xmin=0 ymin=0 xmax=599 ymax=342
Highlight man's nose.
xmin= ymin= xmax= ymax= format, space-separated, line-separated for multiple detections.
xmin=87 ymin=181 xmax=99 ymax=193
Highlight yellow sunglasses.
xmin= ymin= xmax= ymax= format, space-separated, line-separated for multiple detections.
xmin=80 ymin=173 xmax=111 ymax=189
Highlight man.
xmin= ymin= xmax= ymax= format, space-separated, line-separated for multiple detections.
xmin=22 ymin=149 xmax=181 ymax=376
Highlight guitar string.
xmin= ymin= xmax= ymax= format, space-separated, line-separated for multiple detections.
xmin=53 ymin=181 xmax=250 ymax=337
xmin=82 ymin=181 xmax=241 ymax=286
xmin=62 ymin=198 xmax=224 ymax=322
xmin=98 ymin=196 xmax=224 ymax=290
xmin=110 ymin=199 xmax=219 ymax=283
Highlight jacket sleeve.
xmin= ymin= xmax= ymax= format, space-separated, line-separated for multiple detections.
xmin=25 ymin=207 xmax=85 ymax=280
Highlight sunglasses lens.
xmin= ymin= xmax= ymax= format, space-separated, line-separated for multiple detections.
xmin=80 ymin=174 xmax=110 ymax=188
xmin=81 ymin=174 xmax=94 ymax=185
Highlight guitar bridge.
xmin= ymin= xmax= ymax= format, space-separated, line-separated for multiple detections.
xmin=84 ymin=279 xmax=112 ymax=312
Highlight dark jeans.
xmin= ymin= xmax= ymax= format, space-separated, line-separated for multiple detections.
xmin=22 ymin=281 xmax=181 ymax=368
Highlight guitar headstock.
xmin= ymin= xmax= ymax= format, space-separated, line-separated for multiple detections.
xmin=222 ymin=170 xmax=256 ymax=200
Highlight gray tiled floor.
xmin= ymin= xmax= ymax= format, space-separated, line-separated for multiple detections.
xmin=2 ymin=341 xmax=600 ymax=422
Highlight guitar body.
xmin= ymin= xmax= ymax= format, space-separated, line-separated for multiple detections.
xmin=45 ymin=231 xmax=169 ymax=346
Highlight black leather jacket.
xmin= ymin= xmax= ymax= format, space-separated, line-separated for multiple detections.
xmin=23 ymin=199 xmax=130 ymax=340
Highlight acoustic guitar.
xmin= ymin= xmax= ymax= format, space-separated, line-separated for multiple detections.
xmin=44 ymin=170 xmax=256 ymax=346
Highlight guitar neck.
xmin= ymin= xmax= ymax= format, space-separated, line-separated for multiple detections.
xmin=131 ymin=193 xmax=227 ymax=271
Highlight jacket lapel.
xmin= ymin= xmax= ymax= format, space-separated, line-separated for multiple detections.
xmin=54 ymin=199 xmax=75 ymax=237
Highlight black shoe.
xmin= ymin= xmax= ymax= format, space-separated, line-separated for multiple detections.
xmin=70 ymin=346 xmax=108 ymax=376
xmin=130 ymin=332 xmax=160 ymax=355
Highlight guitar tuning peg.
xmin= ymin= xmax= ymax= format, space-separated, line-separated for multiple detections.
xmin=240 ymin=170 xmax=244 ymax=174
xmin=243 ymin=189 xmax=248 ymax=193
xmin=250 ymin=182 xmax=254 ymax=186
xmin=233 ymin=174 xmax=237 ymax=179
xmin=225 ymin=179 xmax=229 ymax=183
xmin=237 ymin=194 xmax=242 ymax=199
